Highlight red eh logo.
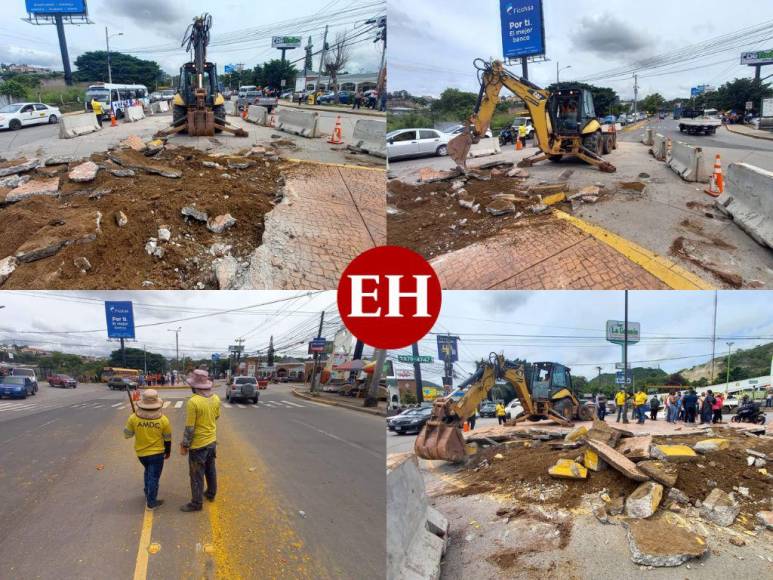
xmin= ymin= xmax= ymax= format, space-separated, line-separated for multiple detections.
xmin=337 ymin=246 xmax=442 ymax=349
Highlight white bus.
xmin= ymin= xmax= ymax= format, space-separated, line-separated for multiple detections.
xmin=84 ymin=83 xmax=150 ymax=119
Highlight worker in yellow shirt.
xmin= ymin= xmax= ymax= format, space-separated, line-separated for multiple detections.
xmin=180 ymin=369 xmax=221 ymax=512
xmin=123 ymin=389 xmax=172 ymax=510
xmin=90 ymin=97 xmax=104 ymax=127
xmin=633 ymin=390 xmax=648 ymax=424
xmin=495 ymin=401 xmax=506 ymax=426
xmin=614 ymin=389 xmax=629 ymax=424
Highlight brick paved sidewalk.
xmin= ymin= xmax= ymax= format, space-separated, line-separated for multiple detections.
xmin=242 ymin=162 xmax=386 ymax=289
xmin=430 ymin=217 xmax=671 ymax=289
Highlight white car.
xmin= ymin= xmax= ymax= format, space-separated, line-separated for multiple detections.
xmin=444 ymin=123 xmax=494 ymax=138
xmin=0 ymin=102 xmax=61 ymax=130
xmin=386 ymin=128 xmax=451 ymax=160
xmin=504 ymin=399 xmax=524 ymax=421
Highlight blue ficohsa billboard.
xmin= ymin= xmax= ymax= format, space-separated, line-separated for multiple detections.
xmin=25 ymin=1 xmax=87 ymax=14
xmin=105 ymin=301 xmax=136 ymax=339
xmin=500 ymin=0 xmax=546 ymax=59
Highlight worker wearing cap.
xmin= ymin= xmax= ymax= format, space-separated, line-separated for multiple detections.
xmin=633 ymin=390 xmax=648 ymax=424
xmin=180 ymin=369 xmax=221 ymax=512
xmin=123 ymin=389 xmax=172 ymax=510
xmin=614 ymin=389 xmax=628 ymax=423
xmin=495 ymin=401 xmax=506 ymax=425
xmin=90 ymin=98 xmax=104 ymax=127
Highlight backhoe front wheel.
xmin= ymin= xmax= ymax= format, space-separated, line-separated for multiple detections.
xmin=213 ymin=104 xmax=226 ymax=133
xmin=548 ymin=154 xmax=563 ymax=162
xmin=553 ymin=398 xmax=574 ymax=422
xmin=173 ymin=104 xmax=187 ymax=130
xmin=583 ymin=131 xmax=602 ymax=156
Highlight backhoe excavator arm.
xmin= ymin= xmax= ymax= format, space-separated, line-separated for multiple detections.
xmin=448 ymin=59 xmax=550 ymax=167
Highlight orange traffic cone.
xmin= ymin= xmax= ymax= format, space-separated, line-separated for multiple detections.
xmin=705 ymin=154 xmax=723 ymax=197
xmin=515 ymin=137 xmax=523 ymax=151
xmin=110 ymin=112 xmax=117 ymax=127
xmin=241 ymin=107 xmax=248 ymax=120
xmin=463 ymin=421 xmax=470 ymax=432
xmin=131 ymin=389 xmax=140 ymax=401
xmin=327 ymin=115 xmax=344 ymax=144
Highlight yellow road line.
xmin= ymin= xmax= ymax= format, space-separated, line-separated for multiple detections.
xmin=553 ymin=210 xmax=715 ymax=290
xmin=284 ymin=157 xmax=384 ymax=172
xmin=132 ymin=508 xmax=154 ymax=580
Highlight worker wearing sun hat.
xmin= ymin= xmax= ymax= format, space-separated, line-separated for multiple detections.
xmin=180 ymin=369 xmax=221 ymax=512
xmin=123 ymin=389 xmax=172 ymax=510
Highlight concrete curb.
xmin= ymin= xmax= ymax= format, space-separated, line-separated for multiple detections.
xmin=291 ymin=388 xmax=386 ymax=416
xmin=279 ymin=102 xmax=385 ymax=118
xmin=724 ymin=123 xmax=773 ymax=142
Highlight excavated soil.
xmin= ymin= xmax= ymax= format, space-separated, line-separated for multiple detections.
xmin=452 ymin=428 xmax=772 ymax=516
xmin=0 ymin=145 xmax=284 ymax=289
xmin=386 ymin=173 xmax=558 ymax=259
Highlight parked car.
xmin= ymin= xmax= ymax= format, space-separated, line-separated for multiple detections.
xmin=0 ymin=375 xmax=36 ymax=399
xmin=444 ymin=123 xmax=494 ymax=139
xmin=0 ymin=102 xmax=61 ymax=130
xmin=226 ymin=376 xmax=259 ymax=404
xmin=317 ymin=90 xmax=354 ymax=105
xmin=386 ymin=128 xmax=451 ymax=160
xmin=617 ymin=114 xmax=628 ymax=126
xmin=48 ymin=374 xmax=77 ymax=388
xmin=108 ymin=376 xmax=137 ymax=391
xmin=390 ymin=406 xmax=433 ymax=434
xmin=601 ymin=114 xmax=617 ymax=125
xmin=387 ymin=407 xmax=423 ymax=431
xmin=479 ymin=400 xmax=498 ymax=418
xmin=149 ymin=92 xmax=163 ymax=102
xmin=504 ymin=399 xmax=524 ymax=421
xmin=280 ymin=91 xmax=294 ymax=100
xmin=11 ymin=367 xmax=38 ymax=392
xmin=160 ymin=89 xmax=176 ymax=101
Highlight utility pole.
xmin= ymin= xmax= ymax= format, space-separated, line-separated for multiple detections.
xmin=412 ymin=342 xmax=424 ymax=404
xmin=623 ymin=290 xmax=630 ymax=423
xmin=596 ymin=366 xmax=602 ymax=390
xmin=520 ymin=56 xmax=528 ymax=80
xmin=633 ymin=73 xmax=639 ymax=115
xmin=349 ymin=339 xmax=364 ymax=384
xmin=143 ymin=344 xmax=147 ymax=375
xmin=54 ymin=15 xmax=73 ymax=86
xmin=168 ymin=327 xmax=181 ymax=376
xmin=310 ymin=311 xmax=325 ymax=393
xmin=365 ymin=349 xmax=387 ymax=407
xmin=314 ymin=25 xmax=329 ymax=96
xmin=725 ymin=342 xmax=734 ymax=396
xmin=710 ymin=291 xmax=717 ymax=384
xmin=120 ymin=337 xmax=126 ymax=367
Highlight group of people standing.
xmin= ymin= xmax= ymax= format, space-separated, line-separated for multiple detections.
xmin=604 ymin=388 xmax=726 ymax=425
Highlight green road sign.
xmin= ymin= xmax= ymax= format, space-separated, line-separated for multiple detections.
xmin=397 ymin=355 xmax=433 ymax=364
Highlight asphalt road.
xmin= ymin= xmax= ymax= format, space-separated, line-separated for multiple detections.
xmin=0 ymin=381 xmax=384 ymax=579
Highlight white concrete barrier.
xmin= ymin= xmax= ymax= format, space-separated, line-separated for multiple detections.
xmin=651 ymin=133 xmax=668 ymax=161
xmin=125 ymin=105 xmax=145 ymax=122
xmin=276 ymin=108 xmax=318 ymax=138
xmin=715 ymin=162 xmax=773 ymax=249
xmin=468 ymin=136 xmax=501 ymax=158
xmin=387 ymin=454 xmax=449 ymax=580
xmin=58 ymin=111 xmax=101 ymax=139
xmin=246 ymin=105 xmax=268 ymax=126
xmin=641 ymin=127 xmax=654 ymax=146
xmin=347 ymin=118 xmax=386 ymax=158
xmin=667 ymin=140 xmax=707 ymax=182
xmin=224 ymin=100 xmax=236 ymax=116
xmin=150 ymin=101 xmax=169 ymax=114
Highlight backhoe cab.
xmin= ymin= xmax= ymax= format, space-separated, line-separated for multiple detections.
xmin=448 ymin=59 xmax=615 ymax=172
xmin=521 ymin=361 xmax=595 ymax=424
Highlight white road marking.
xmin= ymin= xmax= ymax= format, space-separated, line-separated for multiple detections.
xmin=236 ymin=404 xmax=245 ymax=409
xmin=162 ymin=401 xmax=171 ymax=408
xmin=174 ymin=401 xmax=183 ymax=409
xmin=222 ymin=403 xmax=232 ymax=409
xmin=282 ymin=400 xmax=304 ymax=408
xmin=118 ymin=405 xmax=127 ymax=410
xmin=112 ymin=403 xmax=123 ymax=408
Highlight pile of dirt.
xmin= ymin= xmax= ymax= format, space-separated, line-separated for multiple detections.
xmin=386 ymin=171 xmax=553 ymax=259
xmin=453 ymin=428 xmax=771 ymax=516
xmin=0 ymin=143 xmax=287 ymax=289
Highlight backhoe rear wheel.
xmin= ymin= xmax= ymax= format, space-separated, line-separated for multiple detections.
xmin=213 ymin=104 xmax=226 ymax=133
xmin=548 ymin=154 xmax=563 ymax=162
xmin=173 ymin=104 xmax=187 ymax=130
xmin=553 ymin=398 xmax=574 ymax=422
xmin=583 ymin=131 xmax=602 ymax=156
xmin=578 ymin=404 xmax=596 ymax=421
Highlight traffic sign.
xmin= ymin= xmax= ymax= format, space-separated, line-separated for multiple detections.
xmin=397 ymin=354 xmax=433 ymax=364
xmin=615 ymin=371 xmax=632 ymax=385
xmin=436 ymin=335 xmax=459 ymax=362
xmin=212 ymin=353 xmax=221 ymax=361
xmin=308 ymin=338 xmax=327 ymax=353
xmin=615 ymin=362 xmax=631 ymax=369
xmin=104 ymin=301 xmax=135 ymax=339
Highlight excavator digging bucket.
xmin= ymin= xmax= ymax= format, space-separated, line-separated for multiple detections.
xmin=414 ymin=420 xmax=468 ymax=463
xmin=447 ymin=132 xmax=473 ymax=170
xmin=187 ymin=109 xmax=215 ymax=137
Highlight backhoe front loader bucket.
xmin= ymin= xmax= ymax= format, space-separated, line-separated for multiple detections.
xmin=414 ymin=419 xmax=467 ymax=463
xmin=447 ymin=132 xmax=473 ymax=170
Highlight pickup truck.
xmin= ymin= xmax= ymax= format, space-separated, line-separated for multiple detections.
xmin=237 ymin=91 xmax=278 ymax=113
xmin=678 ymin=108 xmax=721 ymax=135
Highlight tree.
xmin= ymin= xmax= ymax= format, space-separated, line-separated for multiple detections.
xmin=0 ymin=80 xmax=28 ymax=99
xmin=323 ymin=32 xmax=351 ymax=101
xmin=73 ymin=51 xmax=163 ymax=88
xmin=261 ymin=59 xmax=297 ymax=91
xmin=667 ymin=372 xmax=688 ymax=386
xmin=641 ymin=92 xmax=666 ymax=113
xmin=267 ymin=336 xmax=275 ymax=367
xmin=109 ymin=348 xmax=167 ymax=374
xmin=303 ymin=36 xmax=314 ymax=72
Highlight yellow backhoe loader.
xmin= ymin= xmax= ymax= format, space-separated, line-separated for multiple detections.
xmin=448 ymin=59 xmax=616 ymax=173
xmin=414 ymin=353 xmax=595 ymax=463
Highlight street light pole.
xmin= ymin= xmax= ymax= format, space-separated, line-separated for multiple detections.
xmin=105 ymin=27 xmax=123 ymax=85
xmin=168 ymin=327 xmax=181 ymax=378
xmin=725 ymin=342 xmax=734 ymax=396
xmin=556 ymin=63 xmax=571 ymax=88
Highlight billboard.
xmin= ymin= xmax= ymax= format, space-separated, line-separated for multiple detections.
xmin=272 ymin=36 xmax=302 ymax=49
xmin=25 ymin=0 xmax=86 ymax=14
xmin=499 ymin=0 xmax=546 ymax=59
xmin=308 ymin=338 xmax=327 ymax=353
xmin=741 ymin=49 xmax=773 ymax=66
xmin=762 ymin=98 xmax=773 ymax=117
xmin=606 ymin=320 xmax=640 ymax=345
xmin=104 ymin=301 xmax=135 ymax=339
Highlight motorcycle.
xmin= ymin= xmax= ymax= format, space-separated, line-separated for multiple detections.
xmin=730 ymin=402 xmax=766 ymax=424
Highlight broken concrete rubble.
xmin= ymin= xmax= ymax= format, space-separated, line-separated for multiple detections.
xmin=700 ymin=488 xmax=740 ymax=526
xmin=756 ymin=510 xmax=773 ymax=530
xmin=587 ymin=419 xmax=622 ymax=448
xmin=0 ymin=256 xmax=18 ymax=285
xmin=548 ymin=458 xmax=588 ymax=479
xmin=626 ymin=518 xmax=707 ymax=567
xmin=485 ymin=198 xmax=516 ymax=216
xmin=638 ymin=460 xmax=678 ymax=487
xmin=616 ymin=435 xmax=652 ymax=462
xmin=73 ymin=256 xmax=92 ymax=272
xmin=110 ymin=169 xmax=136 ymax=178
xmin=564 ymin=425 xmax=588 ymax=443
xmin=0 ymin=174 xmax=31 ymax=189
xmin=650 ymin=445 xmax=698 ymax=462
xmin=115 ymin=211 xmax=128 ymax=227
xmin=5 ymin=178 xmax=59 ymax=203
xmin=214 ymin=255 xmax=239 ymax=289
xmin=586 ymin=439 xmax=649 ymax=481
xmin=181 ymin=206 xmax=208 ymax=222
xmin=207 ymin=213 xmax=237 ymax=234
xmin=693 ymin=438 xmax=729 ymax=453
xmin=68 ymin=161 xmax=100 ymax=183
xmin=625 ymin=481 xmax=664 ymax=519
xmin=583 ymin=448 xmax=606 ymax=472
xmin=667 ymin=487 xmax=690 ymax=505
xmin=0 ymin=158 xmax=39 ymax=178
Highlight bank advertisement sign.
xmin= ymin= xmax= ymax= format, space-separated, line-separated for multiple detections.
xmin=104 ymin=301 xmax=135 ymax=339
xmin=26 ymin=1 xmax=86 ymax=14
xmin=500 ymin=0 xmax=546 ymax=59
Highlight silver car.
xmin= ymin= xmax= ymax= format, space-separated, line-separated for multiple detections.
xmin=226 ymin=376 xmax=260 ymax=404
xmin=386 ymin=128 xmax=451 ymax=160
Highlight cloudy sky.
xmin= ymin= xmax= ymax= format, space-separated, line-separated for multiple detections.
xmin=3 ymin=0 xmax=384 ymax=76
xmin=389 ymin=0 xmax=773 ymax=100
xmin=0 ymin=291 xmax=339 ymax=360
xmin=390 ymin=291 xmax=773 ymax=383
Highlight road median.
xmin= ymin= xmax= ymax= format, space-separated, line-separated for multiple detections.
xmin=291 ymin=388 xmax=386 ymax=416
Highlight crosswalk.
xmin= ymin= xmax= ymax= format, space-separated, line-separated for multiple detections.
xmin=0 ymin=398 xmax=309 ymax=416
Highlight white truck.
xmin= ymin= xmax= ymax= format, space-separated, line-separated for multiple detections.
xmin=236 ymin=86 xmax=279 ymax=113
xmin=678 ymin=108 xmax=722 ymax=135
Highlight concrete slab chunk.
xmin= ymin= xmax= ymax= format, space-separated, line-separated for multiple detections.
xmin=587 ymin=419 xmax=622 ymax=447
xmin=68 ymin=161 xmax=100 ymax=183
xmin=586 ymin=439 xmax=650 ymax=481
xmin=5 ymin=178 xmax=59 ymax=203
xmin=701 ymin=488 xmax=740 ymax=526
xmin=616 ymin=435 xmax=652 ymax=462
xmin=625 ymin=481 xmax=664 ymax=518
xmin=0 ymin=158 xmax=39 ymax=177
xmin=0 ymin=256 xmax=18 ymax=286
xmin=583 ymin=448 xmax=607 ymax=472
xmin=651 ymin=444 xmax=698 ymax=462
xmin=638 ymin=460 xmax=678 ymax=487
xmin=548 ymin=458 xmax=588 ymax=479
xmin=565 ymin=425 xmax=588 ymax=442
xmin=693 ymin=438 xmax=729 ymax=454
xmin=627 ymin=518 xmax=707 ymax=566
